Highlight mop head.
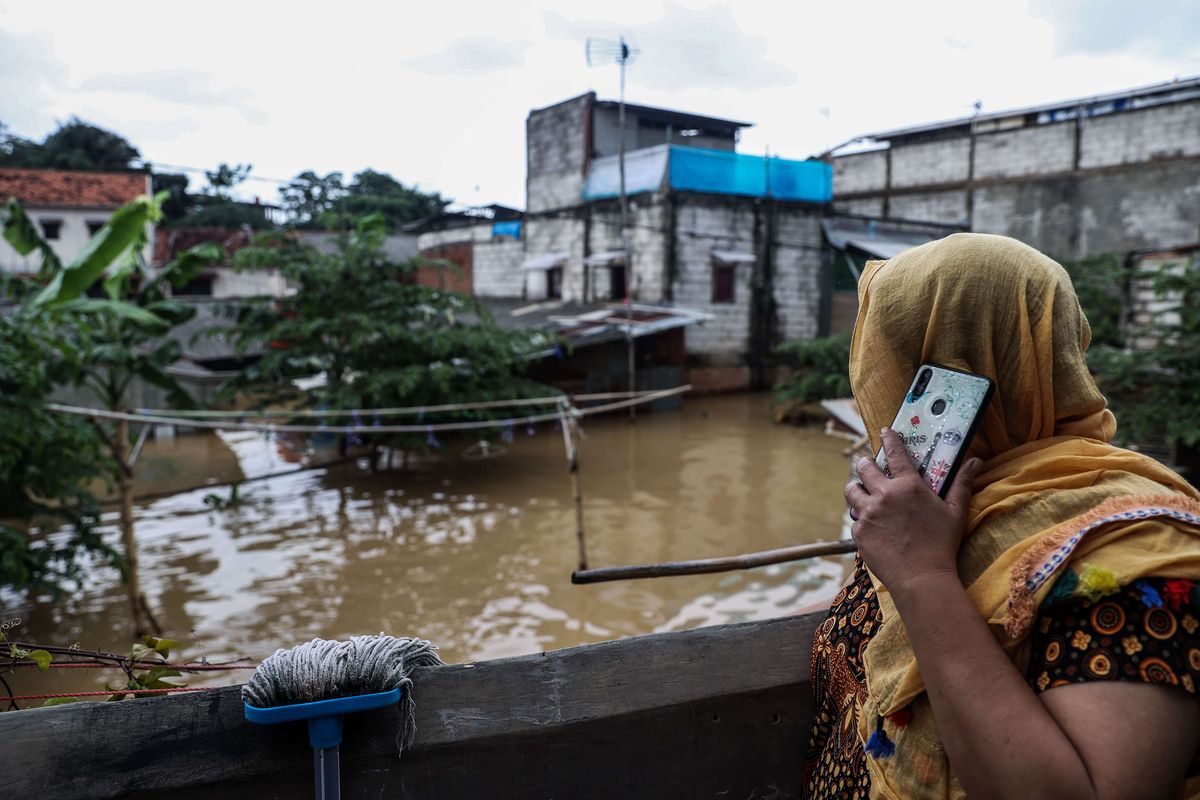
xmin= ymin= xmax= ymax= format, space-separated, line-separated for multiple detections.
xmin=242 ymin=634 xmax=444 ymax=754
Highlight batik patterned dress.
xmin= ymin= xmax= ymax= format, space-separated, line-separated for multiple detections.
xmin=805 ymin=557 xmax=1200 ymax=799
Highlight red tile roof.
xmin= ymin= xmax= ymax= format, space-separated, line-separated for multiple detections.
xmin=0 ymin=168 xmax=149 ymax=209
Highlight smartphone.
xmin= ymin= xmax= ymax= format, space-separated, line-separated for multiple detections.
xmin=874 ymin=363 xmax=994 ymax=498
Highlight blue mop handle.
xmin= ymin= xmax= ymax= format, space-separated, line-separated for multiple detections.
xmin=313 ymin=743 xmax=340 ymax=800
xmin=245 ymin=688 xmax=403 ymax=800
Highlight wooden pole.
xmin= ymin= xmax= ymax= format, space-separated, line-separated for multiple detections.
xmin=569 ymin=422 xmax=587 ymax=572
xmin=570 ymin=539 xmax=856 ymax=585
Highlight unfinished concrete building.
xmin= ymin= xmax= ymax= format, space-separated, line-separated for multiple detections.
xmin=830 ymin=76 xmax=1200 ymax=259
xmin=521 ymin=92 xmax=835 ymax=389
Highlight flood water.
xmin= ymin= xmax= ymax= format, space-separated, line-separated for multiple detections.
xmin=6 ymin=393 xmax=851 ymax=695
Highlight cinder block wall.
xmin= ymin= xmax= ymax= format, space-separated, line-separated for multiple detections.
xmin=832 ymin=98 xmax=1200 ymax=258
xmin=526 ymin=94 xmax=593 ymax=214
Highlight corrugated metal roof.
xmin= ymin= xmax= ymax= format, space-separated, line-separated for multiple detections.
xmin=852 ymin=75 xmax=1200 ymax=143
xmin=521 ymin=252 xmax=568 ymax=270
xmin=584 ymin=250 xmax=626 ymax=266
xmin=711 ymin=249 xmax=755 ymax=264
xmin=845 ymin=236 xmax=923 ymax=259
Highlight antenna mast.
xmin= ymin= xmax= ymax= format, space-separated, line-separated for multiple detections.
xmin=586 ymin=34 xmax=640 ymax=420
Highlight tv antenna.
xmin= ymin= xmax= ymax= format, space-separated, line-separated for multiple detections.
xmin=586 ymin=35 xmax=641 ymax=420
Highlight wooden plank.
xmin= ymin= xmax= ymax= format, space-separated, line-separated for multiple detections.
xmin=0 ymin=613 xmax=825 ymax=799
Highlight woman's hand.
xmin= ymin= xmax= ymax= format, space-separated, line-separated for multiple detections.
xmin=844 ymin=427 xmax=981 ymax=596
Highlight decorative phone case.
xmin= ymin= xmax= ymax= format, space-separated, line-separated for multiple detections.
xmin=874 ymin=364 xmax=994 ymax=497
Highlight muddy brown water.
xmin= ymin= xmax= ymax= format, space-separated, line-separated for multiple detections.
xmin=5 ymin=393 xmax=852 ymax=697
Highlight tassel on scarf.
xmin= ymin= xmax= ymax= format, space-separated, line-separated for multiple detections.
xmin=1044 ymin=568 xmax=1079 ymax=606
xmin=1162 ymin=579 xmax=1195 ymax=611
xmin=1078 ymin=565 xmax=1120 ymax=602
xmin=864 ymin=715 xmax=895 ymax=759
xmin=1133 ymin=579 xmax=1164 ymax=609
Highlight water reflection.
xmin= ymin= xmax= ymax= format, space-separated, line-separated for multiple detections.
xmin=7 ymin=394 xmax=851 ymax=693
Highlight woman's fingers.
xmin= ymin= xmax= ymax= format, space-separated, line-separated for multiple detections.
xmin=855 ymin=455 xmax=886 ymax=493
xmin=845 ymin=480 xmax=870 ymax=520
xmin=944 ymin=457 xmax=981 ymax=514
xmin=879 ymin=427 xmax=917 ymax=477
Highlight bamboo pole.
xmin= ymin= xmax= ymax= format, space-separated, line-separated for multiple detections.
xmin=570 ymin=539 xmax=857 ymax=584
xmin=568 ymin=421 xmax=587 ymax=572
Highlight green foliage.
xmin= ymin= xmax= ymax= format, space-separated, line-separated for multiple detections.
xmin=0 ymin=307 xmax=117 ymax=593
xmin=279 ymin=170 xmax=345 ymax=228
xmin=1059 ymin=253 xmax=1133 ymax=349
xmin=151 ymin=172 xmax=192 ymax=224
xmin=0 ymin=196 xmax=223 ymax=594
xmin=223 ymin=214 xmax=551 ymax=447
xmin=205 ymin=162 xmax=251 ymax=197
xmin=175 ymin=194 xmax=274 ymax=230
xmin=0 ymin=117 xmax=140 ymax=171
xmin=772 ymin=331 xmax=854 ymax=407
xmin=2 ymin=197 xmax=61 ymax=274
xmin=1086 ymin=255 xmax=1200 ymax=450
xmin=281 ymin=169 xmax=449 ymax=232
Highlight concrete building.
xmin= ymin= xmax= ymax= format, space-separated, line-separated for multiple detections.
xmin=0 ymin=168 xmax=153 ymax=274
xmin=829 ymin=76 xmax=1200 ymax=259
xmin=522 ymin=92 xmax=835 ymax=389
xmin=407 ymin=205 xmax=525 ymax=297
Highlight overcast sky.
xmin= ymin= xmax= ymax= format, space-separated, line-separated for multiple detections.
xmin=2 ymin=1 xmax=1198 ymax=209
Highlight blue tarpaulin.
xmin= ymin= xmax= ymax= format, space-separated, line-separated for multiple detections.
xmin=668 ymin=146 xmax=832 ymax=203
xmin=582 ymin=144 xmax=831 ymax=204
xmin=492 ymin=220 xmax=522 ymax=239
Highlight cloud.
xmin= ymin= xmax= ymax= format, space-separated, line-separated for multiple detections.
xmin=544 ymin=3 xmax=795 ymax=93
xmin=406 ymin=37 xmax=533 ymax=76
xmin=0 ymin=26 xmax=69 ymax=135
xmin=1029 ymin=0 xmax=1200 ymax=61
xmin=74 ymin=105 xmax=202 ymax=143
xmin=77 ymin=69 xmax=268 ymax=124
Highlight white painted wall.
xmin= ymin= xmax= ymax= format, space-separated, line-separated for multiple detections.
xmin=0 ymin=208 xmax=155 ymax=276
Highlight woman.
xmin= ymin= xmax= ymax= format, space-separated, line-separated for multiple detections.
xmin=805 ymin=233 xmax=1200 ymax=799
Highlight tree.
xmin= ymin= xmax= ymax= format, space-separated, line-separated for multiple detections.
xmin=279 ymin=170 xmax=344 ymax=229
xmin=151 ymin=171 xmax=192 ymax=224
xmin=177 ymin=195 xmax=274 ymax=230
xmin=205 ymin=162 xmax=252 ymax=198
xmin=35 ymin=117 xmax=140 ymax=171
xmin=280 ymin=169 xmax=449 ymax=232
xmin=3 ymin=194 xmax=223 ymax=632
xmin=326 ymin=169 xmax=449 ymax=232
xmin=0 ymin=306 xmax=116 ymax=594
xmin=1087 ymin=254 xmax=1200 ymax=453
xmin=224 ymin=214 xmax=551 ymax=453
xmin=0 ymin=121 xmax=44 ymax=168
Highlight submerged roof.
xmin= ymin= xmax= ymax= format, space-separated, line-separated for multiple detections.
xmin=481 ymin=298 xmax=711 ymax=350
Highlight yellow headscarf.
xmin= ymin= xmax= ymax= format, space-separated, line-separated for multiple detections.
xmin=848 ymin=233 xmax=1200 ymax=799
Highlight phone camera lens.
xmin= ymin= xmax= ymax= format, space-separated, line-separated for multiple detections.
xmin=914 ymin=369 xmax=932 ymax=395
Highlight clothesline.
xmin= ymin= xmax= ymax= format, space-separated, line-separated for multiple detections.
xmin=131 ymin=389 xmax=658 ymax=419
xmin=45 ymin=385 xmax=691 ymax=435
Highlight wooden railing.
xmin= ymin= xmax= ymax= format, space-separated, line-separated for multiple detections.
xmin=0 ymin=613 xmax=824 ymax=799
